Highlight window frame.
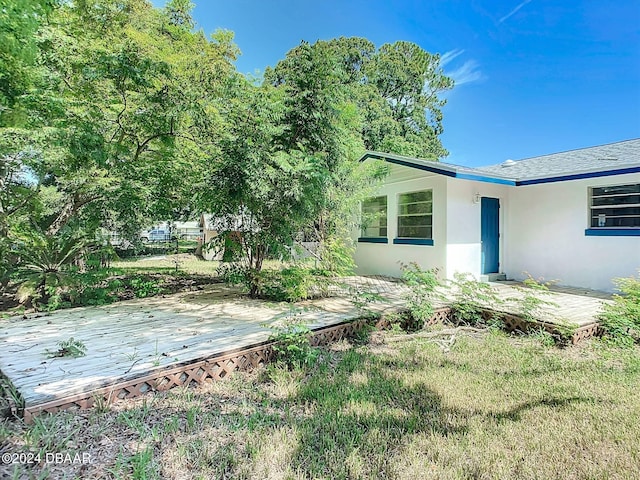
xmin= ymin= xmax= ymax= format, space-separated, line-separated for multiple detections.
xmin=585 ymin=182 xmax=640 ymax=237
xmin=359 ymin=195 xmax=388 ymax=242
xmin=395 ymin=189 xmax=434 ymax=245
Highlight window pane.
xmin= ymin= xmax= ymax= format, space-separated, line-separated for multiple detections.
xmin=398 ymin=226 xmax=432 ymax=238
xmin=361 ymin=196 xmax=387 ymax=237
xmin=590 ymin=183 xmax=640 ymax=229
xmin=399 ymin=190 xmax=432 ymax=204
xmin=592 ymin=184 xmax=640 ymax=196
xmin=397 ymin=189 xmax=433 ymax=238
xmin=592 ymin=194 xmax=640 ymax=206
xmin=399 ymin=202 xmax=432 ymax=215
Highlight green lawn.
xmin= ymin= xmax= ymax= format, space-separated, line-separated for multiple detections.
xmin=111 ymin=253 xmax=221 ymax=277
xmin=2 ymin=331 xmax=638 ymax=479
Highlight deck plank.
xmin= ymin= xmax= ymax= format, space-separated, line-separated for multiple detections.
xmin=0 ymin=278 xmax=607 ymax=407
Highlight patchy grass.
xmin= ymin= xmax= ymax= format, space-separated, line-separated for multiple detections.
xmin=111 ymin=253 xmax=221 ymax=277
xmin=1 ymin=255 xmax=223 ymax=314
xmin=1 ymin=332 xmax=639 ymax=479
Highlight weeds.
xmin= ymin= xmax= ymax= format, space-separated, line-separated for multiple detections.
xmin=400 ymin=263 xmax=440 ymax=324
xmin=267 ymin=310 xmax=319 ymax=369
xmin=44 ymin=337 xmax=87 ymax=358
xmin=599 ymin=271 xmax=640 ymax=346
xmin=446 ymin=272 xmax=502 ymax=326
xmin=510 ymin=274 xmax=558 ymax=323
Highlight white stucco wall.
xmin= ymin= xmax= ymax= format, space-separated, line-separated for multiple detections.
xmin=504 ymin=172 xmax=640 ymax=292
xmin=445 ymin=179 xmax=509 ymax=279
xmin=353 ymin=164 xmax=448 ymax=278
xmin=354 ymin=160 xmax=639 ymax=291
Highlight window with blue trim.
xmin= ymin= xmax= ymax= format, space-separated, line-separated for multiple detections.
xmin=590 ymin=183 xmax=640 ymax=229
xmin=360 ymin=196 xmax=387 ymax=238
xmin=397 ymin=190 xmax=433 ymax=239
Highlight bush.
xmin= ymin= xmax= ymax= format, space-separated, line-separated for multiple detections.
xmin=217 ymin=263 xmax=318 ymax=302
xmin=400 ymin=263 xmax=441 ymax=325
xmin=447 ymin=272 xmax=502 ymax=326
xmin=599 ymin=271 xmax=640 ymax=346
xmin=267 ymin=314 xmax=319 ymax=369
xmin=257 ymin=266 xmax=315 ymax=302
xmin=512 ymin=274 xmax=557 ymax=322
xmin=216 ymin=262 xmax=249 ymax=285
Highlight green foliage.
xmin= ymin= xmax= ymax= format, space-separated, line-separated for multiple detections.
xmin=599 ymin=271 xmax=640 ymax=346
xmin=401 ymin=262 xmax=441 ymax=325
xmin=44 ymin=337 xmax=87 ymax=358
xmin=216 ymin=262 xmax=249 ymax=286
xmin=267 ymin=313 xmax=319 ymax=370
xmin=256 ymin=267 xmax=315 ymax=303
xmin=510 ymin=274 xmax=558 ymax=323
xmin=13 ymin=227 xmax=95 ymax=309
xmin=447 ymin=272 xmax=502 ymax=326
xmin=129 ymin=276 xmax=166 ymax=298
xmin=348 ymin=287 xmax=383 ymax=321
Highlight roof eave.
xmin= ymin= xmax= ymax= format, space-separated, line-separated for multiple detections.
xmin=360 ymin=151 xmax=517 ymax=186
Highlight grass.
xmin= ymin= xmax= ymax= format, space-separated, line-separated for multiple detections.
xmin=111 ymin=253 xmax=221 ymax=277
xmin=1 ymin=331 xmax=639 ymax=479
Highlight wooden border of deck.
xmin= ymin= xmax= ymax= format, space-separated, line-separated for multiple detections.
xmin=22 ymin=318 xmax=369 ymax=423
xmin=17 ymin=306 xmax=600 ymax=423
xmin=376 ymin=307 xmax=600 ymax=345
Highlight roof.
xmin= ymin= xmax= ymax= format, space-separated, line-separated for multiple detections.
xmin=477 ymin=139 xmax=640 ymax=184
xmin=361 ymin=151 xmax=516 ymax=185
xmin=174 ymin=221 xmax=199 ymax=230
xmin=361 ymin=138 xmax=640 ymax=186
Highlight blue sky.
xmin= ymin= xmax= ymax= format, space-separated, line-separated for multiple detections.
xmin=157 ymin=0 xmax=640 ymax=167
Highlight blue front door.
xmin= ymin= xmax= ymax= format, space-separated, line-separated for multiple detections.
xmin=481 ymin=197 xmax=500 ymax=274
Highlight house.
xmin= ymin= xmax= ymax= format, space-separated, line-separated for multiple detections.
xmin=197 ymin=213 xmax=248 ymax=260
xmin=354 ymin=139 xmax=640 ymax=292
xmin=173 ymin=221 xmax=200 ymax=240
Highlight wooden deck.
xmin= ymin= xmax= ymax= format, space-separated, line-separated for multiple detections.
xmin=0 ymin=277 xmax=610 ymax=416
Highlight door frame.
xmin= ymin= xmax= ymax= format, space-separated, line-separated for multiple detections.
xmin=481 ymin=196 xmax=500 ymax=274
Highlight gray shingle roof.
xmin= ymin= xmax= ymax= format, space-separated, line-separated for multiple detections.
xmin=477 ymin=138 xmax=640 ymax=181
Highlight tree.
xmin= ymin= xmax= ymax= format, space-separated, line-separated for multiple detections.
xmin=0 ymin=0 xmax=56 ymax=125
xmin=7 ymin=0 xmax=238 ymax=238
xmin=0 ymin=0 xmax=239 ymax=297
xmin=263 ymin=38 xmax=452 ymax=266
xmin=200 ymin=80 xmax=328 ymax=295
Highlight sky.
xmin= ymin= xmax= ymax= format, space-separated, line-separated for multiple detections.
xmin=155 ymin=0 xmax=640 ymax=168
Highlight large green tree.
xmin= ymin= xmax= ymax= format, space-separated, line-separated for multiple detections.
xmin=0 ymin=0 xmax=239 ymax=296
xmin=263 ymin=37 xmax=452 ymax=256
xmin=200 ymin=37 xmax=452 ymax=293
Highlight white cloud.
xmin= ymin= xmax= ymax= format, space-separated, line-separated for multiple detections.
xmin=447 ymin=59 xmax=484 ymax=86
xmin=499 ymin=0 xmax=533 ymax=24
xmin=440 ymin=49 xmax=465 ymax=67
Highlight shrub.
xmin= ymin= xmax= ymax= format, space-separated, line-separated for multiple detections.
xmin=267 ymin=313 xmax=319 ymax=369
xmin=510 ymin=274 xmax=558 ymax=323
xmin=447 ymin=272 xmax=502 ymax=326
xmin=257 ymin=266 xmax=315 ymax=302
xmin=401 ymin=263 xmax=441 ymax=325
xmin=129 ymin=276 xmax=166 ymax=298
xmin=216 ymin=262 xmax=250 ymax=285
xmin=599 ymin=271 xmax=640 ymax=346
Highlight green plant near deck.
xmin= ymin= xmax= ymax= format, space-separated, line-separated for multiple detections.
xmin=13 ymin=229 xmax=95 ymax=309
xmin=400 ymin=263 xmax=441 ymax=324
xmin=257 ymin=266 xmax=315 ymax=302
xmin=510 ymin=274 xmax=558 ymax=323
xmin=267 ymin=311 xmax=319 ymax=369
xmin=599 ymin=271 xmax=640 ymax=346
xmin=129 ymin=276 xmax=166 ymax=298
xmin=446 ymin=272 xmax=503 ymax=326
xmin=348 ymin=287 xmax=383 ymax=321
xmin=44 ymin=337 xmax=87 ymax=358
